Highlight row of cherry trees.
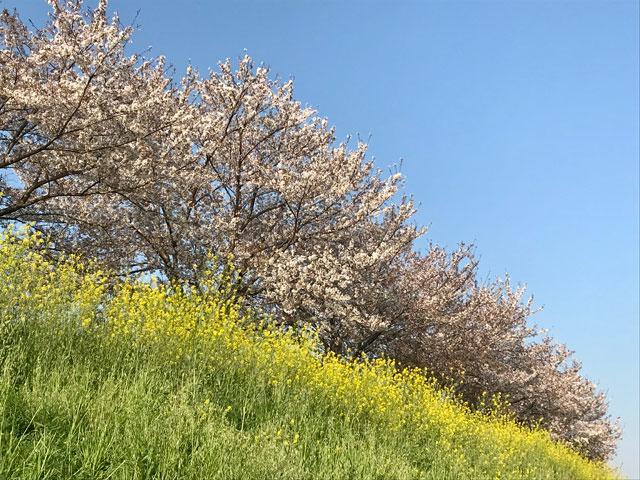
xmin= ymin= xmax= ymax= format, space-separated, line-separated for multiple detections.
xmin=0 ymin=0 xmax=620 ymax=460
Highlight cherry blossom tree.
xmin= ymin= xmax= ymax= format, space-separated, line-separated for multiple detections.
xmin=0 ymin=0 xmax=621 ymax=461
xmin=0 ymin=0 xmax=190 ymax=228
xmin=362 ymin=246 xmax=621 ymax=460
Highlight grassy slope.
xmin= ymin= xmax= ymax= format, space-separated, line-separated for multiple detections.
xmin=0 ymin=228 xmax=620 ymax=479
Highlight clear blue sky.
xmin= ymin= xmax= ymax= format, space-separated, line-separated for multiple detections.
xmin=6 ymin=0 xmax=639 ymax=476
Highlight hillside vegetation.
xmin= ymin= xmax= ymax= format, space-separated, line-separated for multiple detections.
xmin=0 ymin=227 xmax=618 ymax=479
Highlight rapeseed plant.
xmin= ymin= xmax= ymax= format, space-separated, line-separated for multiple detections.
xmin=0 ymin=228 xmax=620 ymax=479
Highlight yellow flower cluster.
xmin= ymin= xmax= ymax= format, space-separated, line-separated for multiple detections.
xmin=0 ymin=226 xmax=104 ymax=334
xmin=0 ymin=228 xmax=618 ymax=480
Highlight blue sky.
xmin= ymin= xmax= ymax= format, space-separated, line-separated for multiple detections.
xmin=5 ymin=0 xmax=639 ymax=476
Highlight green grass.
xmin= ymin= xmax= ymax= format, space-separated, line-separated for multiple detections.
xmin=0 ymin=227 xmax=621 ymax=479
xmin=0 ymin=324 xmax=434 ymax=479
